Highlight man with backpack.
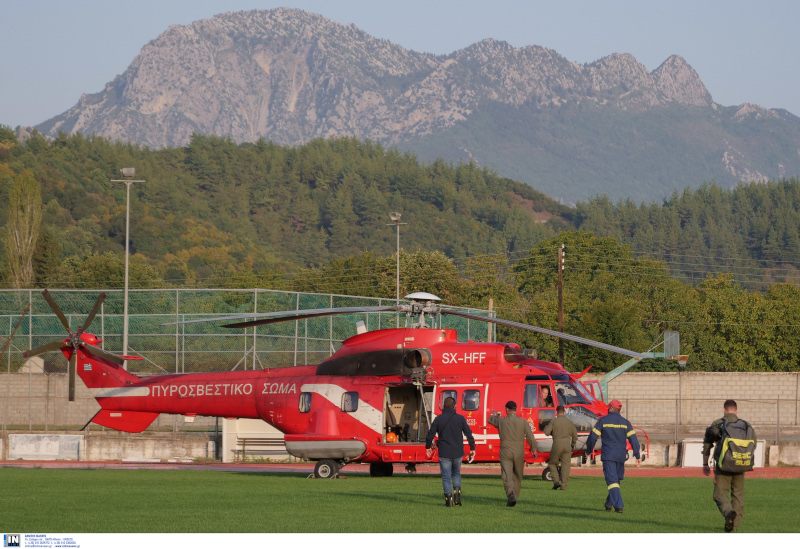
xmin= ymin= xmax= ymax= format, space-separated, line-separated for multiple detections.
xmin=702 ymin=399 xmax=757 ymax=533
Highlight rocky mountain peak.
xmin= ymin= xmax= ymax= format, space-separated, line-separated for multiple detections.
xmin=36 ymin=8 xmax=731 ymax=151
xmin=652 ymin=55 xmax=712 ymax=106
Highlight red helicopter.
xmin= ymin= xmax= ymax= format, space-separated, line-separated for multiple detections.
xmin=24 ymin=290 xmax=648 ymax=479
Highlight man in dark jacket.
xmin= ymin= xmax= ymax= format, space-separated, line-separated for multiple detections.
xmin=426 ymin=396 xmax=476 ymax=507
xmin=584 ymin=399 xmax=640 ymax=513
xmin=544 ymin=405 xmax=578 ymax=490
xmin=702 ymin=399 xmax=755 ymax=532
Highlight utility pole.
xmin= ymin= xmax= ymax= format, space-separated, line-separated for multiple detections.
xmin=558 ymin=243 xmax=565 ymax=365
xmin=111 ymin=168 xmax=145 ymax=370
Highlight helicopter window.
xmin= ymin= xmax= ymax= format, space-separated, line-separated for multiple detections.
xmin=537 ymin=409 xmax=556 ymax=432
xmin=523 ymin=384 xmax=554 ymax=408
xmin=523 ymin=385 xmax=537 ymax=408
xmin=462 ymin=390 xmax=480 ymax=411
xmin=439 ymin=390 xmax=457 ymax=410
xmin=539 ymin=386 xmax=555 ymax=407
xmin=553 ymin=382 xmax=589 ymax=406
xmin=574 ymin=380 xmax=599 ymax=402
xmin=341 ymin=392 xmax=359 ymax=413
xmin=299 ymin=392 xmax=312 ymax=413
xmin=564 ymin=406 xmax=599 ymax=432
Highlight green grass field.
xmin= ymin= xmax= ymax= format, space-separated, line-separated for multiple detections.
xmin=1 ymin=468 xmax=798 ymax=533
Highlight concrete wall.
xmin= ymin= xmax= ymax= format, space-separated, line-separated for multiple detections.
xmin=576 ymin=439 xmax=800 ymax=468
xmin=4 ymin=430 xmax=800 ymax=467
xmin=4 ymin=371 xmax=800 ymax=431
xmin=0 ymin=373 xmax=215 ymax=430
xmin=0 ymin=431 xmax=217 ymax=462
xmin=584 ymin=371 xmax=800 ymax=435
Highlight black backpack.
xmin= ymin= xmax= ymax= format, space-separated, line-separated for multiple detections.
xmin=715 ymin=419 xmax=756 ymax=473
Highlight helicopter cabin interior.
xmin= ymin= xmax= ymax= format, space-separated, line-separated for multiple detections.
xmin=384 ymin=384 xmax=434 ymax=443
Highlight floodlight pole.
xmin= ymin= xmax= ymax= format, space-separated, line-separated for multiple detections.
xmin=111 ymin=168 xmax=145 ymax=370
xmin=387 ymin=212 xmax=407 ymax=304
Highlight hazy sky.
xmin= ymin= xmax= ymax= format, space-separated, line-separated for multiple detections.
xmin=2 ymin=0 xmax=799 ymax=129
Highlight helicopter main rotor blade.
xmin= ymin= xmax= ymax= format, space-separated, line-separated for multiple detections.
xmin=163 ymin=306 xmax=401 ymax=328
xmin=221 ymin=306 xmax=403 ymax=329
xmin=83 ymin=343 xmax=126 ymax=366
xmin=76 ymin=292 xmax=106 ymax=337
xmin=42 ymin=290 xmax=72 ymax=333
xmin=23 ymin=340 xmax=69 ymax=359
xmin=68 ymin=352 xmax=77 ymax=402
xmin=440 ymin=309 xmax=642 ymax=358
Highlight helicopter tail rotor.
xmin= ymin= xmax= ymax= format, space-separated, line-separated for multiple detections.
xmin=23 ymin=290 xmax=125 ymax=401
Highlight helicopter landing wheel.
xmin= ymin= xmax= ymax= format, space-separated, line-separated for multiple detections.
xmin=369 ymin=462 xmax=394 ymax=477
xmin=405 ymin=463 xmax=417 ymax=474
xmin=541 ymin=465 xmax=562 ymax=482
xmin=314 ymin=459 xmax=340 ymax=479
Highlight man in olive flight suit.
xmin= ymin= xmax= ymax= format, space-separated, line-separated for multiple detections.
xmin=702 ymin=399 xmax=755 ymax=533
xmin=544 ymin=405 xmax=578 ymax=490
xmin=488 ymin=401 xmax=538 ymax=507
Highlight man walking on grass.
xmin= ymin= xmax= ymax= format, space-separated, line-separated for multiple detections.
xmin=584 ymin=399 xmax=640 ymax=513
xmin=702 ymin=399 xmax=756 ymax=532
xmin=426 ymin=396 xmax=476 ymax=507
xmin=488 ymin=401 xmax=538 ymax=507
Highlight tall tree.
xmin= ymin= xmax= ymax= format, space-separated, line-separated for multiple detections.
xmin=4 ymin=171 xmax=42 ymax=288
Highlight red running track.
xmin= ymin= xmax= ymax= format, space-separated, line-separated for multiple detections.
xmin=2 ymin=461 xmax=799 ymax=478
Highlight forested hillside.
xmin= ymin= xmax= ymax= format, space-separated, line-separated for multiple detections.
xmin=0 ymin=128 xmax=568 ymax=288
xmin=576 ymin=179 xmax=800 ymax=289
xmin=2 ymin=127 xmax=800 ymax=372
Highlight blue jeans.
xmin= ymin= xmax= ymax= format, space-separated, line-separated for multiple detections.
xmin=439 ymin=456 xmax=462 ymax=494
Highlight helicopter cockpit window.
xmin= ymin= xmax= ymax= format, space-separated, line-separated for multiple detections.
xmin=565 ymin=406 xmax=599 ymax=432
xmin=299 ymin=392 xmax=312 ymax=413
xmin=537 ymin=409 xmax=555 ymax=432
xmin=524 ymin=384 xmax=554 ymax=408
xmin=553 ymin=382 xmax=589 ymax=406
xmin=539 ymin=385 xmax=555 ymax=407
xmin=439 ymin=390 xmax=457 ymax=410
xmin=341 ymin=391 xmax=359 ymax=412
xmin=462 ymin=390 xmax=480 ymax=411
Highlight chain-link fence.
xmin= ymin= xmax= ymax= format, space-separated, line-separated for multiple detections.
xmin=1 ymin=288 xmax=495 ymax=376
xmin=1 ymin=288 xmax=496 ymax=431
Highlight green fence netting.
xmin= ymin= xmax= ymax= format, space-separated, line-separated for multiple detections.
xmin=1 ymin=289 xmax=495 ymax=375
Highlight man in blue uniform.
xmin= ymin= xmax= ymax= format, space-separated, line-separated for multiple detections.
xmin=584 ymin=399 xmax=641 ymax=513
xmin=426 ymin=396 xmax=476 ymax=507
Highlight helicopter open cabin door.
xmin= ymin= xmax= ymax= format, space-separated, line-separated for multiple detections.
xmin=384 ymin=384 xmax=434 ymax=444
